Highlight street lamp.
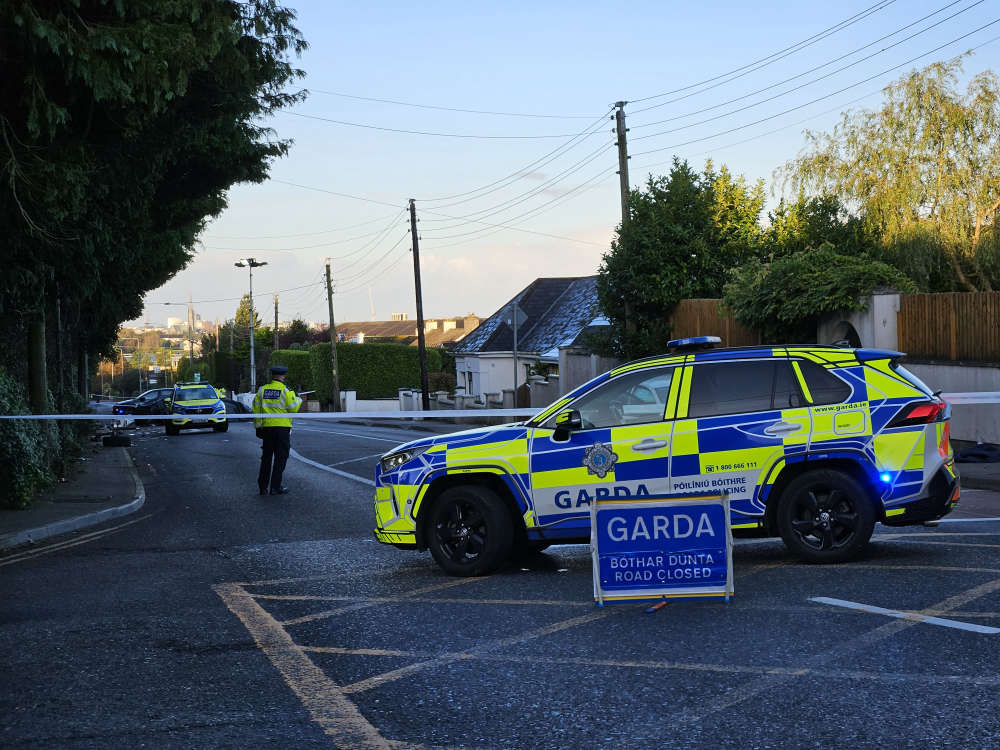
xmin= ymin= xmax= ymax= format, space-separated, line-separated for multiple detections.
xmin=234 ymin=258 xmax=268 ymax=393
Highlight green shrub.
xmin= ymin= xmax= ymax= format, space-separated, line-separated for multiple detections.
xmin=0 ymin=368 xmax=55 ymax=508
xmin=310 ymin=342 xmax=443 ymax=403
xmin=723 ymin=243 xmax=917 ymax=343
xmin=268 ymin=349 xmax=314 ymax=394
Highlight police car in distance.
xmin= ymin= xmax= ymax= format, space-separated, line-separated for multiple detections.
xmin=373 ymin=337 xmax=959 ymax=576
xmin=165 ymin=382 xmax=228 ymax=435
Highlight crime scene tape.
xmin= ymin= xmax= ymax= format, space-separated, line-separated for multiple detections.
xmin=0 ymin=409 xmax=541 ymax=422
xmin=939 ymin=392 xmax=1000 ymax=404
xmin=0 ymin=393 xmax=997 ymax=422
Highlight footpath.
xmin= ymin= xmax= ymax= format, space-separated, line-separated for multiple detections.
xmin=0 ymin=443 xmax=144 ymax=552
xmin=1 ymin=438 xmax=999 ymax=553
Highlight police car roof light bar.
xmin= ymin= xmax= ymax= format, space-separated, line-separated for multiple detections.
xmin=667 ymin=336 xmax=721 ymax=352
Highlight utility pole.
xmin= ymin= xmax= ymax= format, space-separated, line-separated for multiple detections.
xmin=409 ymin=198 xmax=430 ymax=411
xmin=235 ymin=258 xmax=267 ymax=393
xmin=273 ymin=294 xmax=279 ymax=351
xmin=324 ymin=262 xmax=342 ymax=411
xmin=615 ymin=101 xmax=635 ymax=336
xmin=614 ymin=101 xmax=630 ymax=227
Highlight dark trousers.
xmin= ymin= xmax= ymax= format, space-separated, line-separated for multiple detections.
xmin=258 ymin=426 xmax=291 ymax=491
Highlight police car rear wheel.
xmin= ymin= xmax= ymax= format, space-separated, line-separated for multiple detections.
xmin=428 ymin=486 xmax=513 ymax=576
xmin=777 ymin=470 xmax=876 ymax=563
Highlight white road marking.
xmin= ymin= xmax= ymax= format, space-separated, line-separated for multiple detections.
xmin=809 ymin=596 xmax=1000 ymax=634
xmin=289 ymin=448 xmax=376 ymax=486
xmin=939 ymin=517 xmax=1000 ymax=523
xmin=296 ymin=427 xmax=405 ymax=443
xmin=328 ymin=452 xmax=384 ymax=467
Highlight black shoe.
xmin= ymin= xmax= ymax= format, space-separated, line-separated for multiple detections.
xmin=259 ymin=486 xmax=268 ymax=495
xmin=269 ymin=486 xmax=289 ymax=495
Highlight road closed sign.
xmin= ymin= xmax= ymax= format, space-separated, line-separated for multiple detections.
xmin=591 ymin=493 xmax=734 ymax=606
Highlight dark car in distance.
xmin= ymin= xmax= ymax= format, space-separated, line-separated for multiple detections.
xmin=113 ymin=388 xmax=173 ymax=422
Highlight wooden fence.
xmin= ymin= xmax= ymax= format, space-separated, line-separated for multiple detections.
xmin=669 ymin=299 xmax=761 ymax=347
xmin=897 ymin=292 xmax=1000 ymax=362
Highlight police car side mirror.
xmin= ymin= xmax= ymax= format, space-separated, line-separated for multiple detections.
xmin=553 ymin=409 xmax=582 ymax=440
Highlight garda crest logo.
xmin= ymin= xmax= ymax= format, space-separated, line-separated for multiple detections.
xmin=583 ymin=442 xmax=618 ymax=478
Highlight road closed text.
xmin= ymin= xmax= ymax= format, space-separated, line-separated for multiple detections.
xmin=607 ymin=553 xmax=716 ymax=583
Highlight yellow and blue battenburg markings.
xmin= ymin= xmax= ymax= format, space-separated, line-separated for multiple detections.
xmin=374 ymin=344 xmax=954 ymax=548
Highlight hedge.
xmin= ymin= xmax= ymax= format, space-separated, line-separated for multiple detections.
xmin=310 ymin=342 xmax=443 ymax=402
xmin=0 ymin=368 xmax=56 ymax=508
xmin=268 ymin=350 xmax=314 ymax=394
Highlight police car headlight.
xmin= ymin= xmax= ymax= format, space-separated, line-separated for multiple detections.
xmin=380 ymin=446 xmax=429 ymax=473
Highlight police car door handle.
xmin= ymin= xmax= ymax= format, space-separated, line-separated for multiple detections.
xmin=632 ymin=438 xmax=668 ymax=452
xmin=764 ymin=421 xmax=800 ymax=435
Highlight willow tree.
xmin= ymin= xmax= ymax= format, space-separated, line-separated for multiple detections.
xmin=783 ymin=57 xmax=1000 ymax=291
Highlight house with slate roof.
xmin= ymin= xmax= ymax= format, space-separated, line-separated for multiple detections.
xmin=450 ymin=276 xmax=606 ymax=399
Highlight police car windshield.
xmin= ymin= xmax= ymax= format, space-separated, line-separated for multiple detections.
xmin=175 ymin=386 xmax=216 ymax=401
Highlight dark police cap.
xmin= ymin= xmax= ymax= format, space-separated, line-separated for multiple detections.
xmin=270 ymin=365 xmax=289 ymax=374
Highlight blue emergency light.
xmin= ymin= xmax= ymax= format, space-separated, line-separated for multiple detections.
xmin=667 ymin=336 xmax=722 ymax=352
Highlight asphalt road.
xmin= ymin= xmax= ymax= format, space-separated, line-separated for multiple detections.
xmin=2 ymin=418 xmax=999 ymax=749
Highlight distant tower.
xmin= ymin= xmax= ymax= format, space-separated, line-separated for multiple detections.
xmin=369 ymin=287 xmax=376 ymax=321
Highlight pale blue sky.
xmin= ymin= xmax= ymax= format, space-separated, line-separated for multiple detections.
xmin=132 ymin=0 xmax=1000 ymax=329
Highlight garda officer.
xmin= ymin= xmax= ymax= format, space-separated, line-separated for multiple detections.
xmin=253 ymin=365 xmax=302 ymax=495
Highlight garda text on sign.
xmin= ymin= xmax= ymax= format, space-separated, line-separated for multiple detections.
xmin=591 ymin=493 xmax=734 ymax=605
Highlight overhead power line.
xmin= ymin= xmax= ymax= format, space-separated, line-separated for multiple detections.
xmin=415 ymin=108 xmax=614 ymax=206
xmin=203 ymin=210 xmax=406 ymax=253
xmin=270 ymin=179 xmax=402 ymax=209
xmin=148 ymin=280 xmax=326 ymax=306
xmin=421 ymin=142 xmax=614 ymax=232
xmin=630 ymin=0 xmax=897 ymax=107
xmin=283 ymin=111 xmax=586 ymax=139
xmin=630 ymin=0 xmax=984 ymax=137
xmin=207 ymin=211 xmax=400 ymax=240
xmin=629 ymin=19 xmax=1000 ymax=157
xmin=308 ymin=89 xmax=599 ymax=119
xmin=420 ymin=164 xmax=616 ymax=246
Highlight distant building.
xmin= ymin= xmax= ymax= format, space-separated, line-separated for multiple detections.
xmin=333 ymin=315 xmax=480 ymax=347
xmin=390 ymin=312 xmax=409 ymax=321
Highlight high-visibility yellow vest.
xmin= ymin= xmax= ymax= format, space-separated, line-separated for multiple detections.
xmin=252 ymin=380 xmax=302 ymax=428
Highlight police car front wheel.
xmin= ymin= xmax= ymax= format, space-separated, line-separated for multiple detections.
xmin=427 ymin=486 xmax=513 ymax=576
xmin=776 ymin=469 xmax=876 ymax=564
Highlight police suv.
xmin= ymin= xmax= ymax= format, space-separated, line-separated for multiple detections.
xmin=165 ymin=382 xmax=228 ymax=435
xmin=373 ymin=338 xmax=959 ymax=576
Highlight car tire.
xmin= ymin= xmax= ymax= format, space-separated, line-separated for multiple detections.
xmin=213 ymin=422 xmax=229 ymax=433
xmin=776 ymin=469 xmax=876 ymax=563
xmin=165 ymin=424 xmax=180 ymax=436
xmin=427 ymin=485 xmax=513 ymax=576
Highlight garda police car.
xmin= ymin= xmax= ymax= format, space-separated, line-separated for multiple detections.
xmin=374 ymin=338 xmax=959 ymax=576
xmin=165 ymin=382 xmax=228 ymax=435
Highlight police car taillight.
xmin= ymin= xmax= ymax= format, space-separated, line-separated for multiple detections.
xmin=888 ymin=401 xmax=946 ymax=428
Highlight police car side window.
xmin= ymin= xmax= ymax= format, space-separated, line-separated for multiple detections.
xmin=688 ymin=361 xmax=776 ymax=418
xmin=556 ymin=367 xmax=675 ymax=429
xmin=795 ymin=359 xmax=852 ymax=405
xmin=773 ymin=361 xmax=805 ymax=409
